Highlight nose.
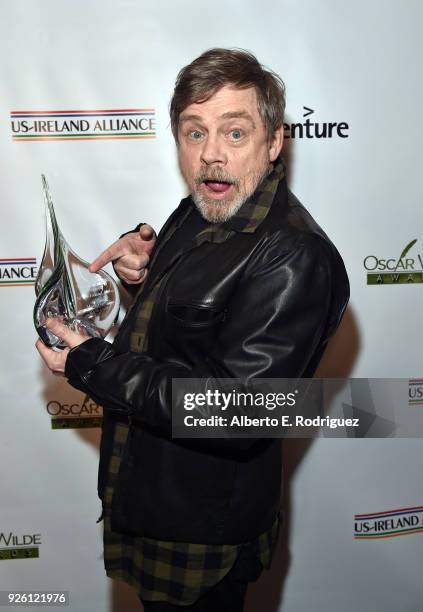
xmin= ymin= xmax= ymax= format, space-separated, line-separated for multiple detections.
xmin=200 ymin=134 xmax=227 ymax=166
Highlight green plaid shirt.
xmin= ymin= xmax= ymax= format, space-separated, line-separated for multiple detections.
xmin=102 ymin=158 xmax=285 ymax=605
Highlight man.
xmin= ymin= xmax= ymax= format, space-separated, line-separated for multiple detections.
xmin=37 ymin=48 xmax=349 ymax=610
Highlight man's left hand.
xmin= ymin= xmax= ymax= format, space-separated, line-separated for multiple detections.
xmin=35 ymin=318 xmax=90 ymax=375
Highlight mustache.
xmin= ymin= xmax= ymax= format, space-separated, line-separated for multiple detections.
xmin=194 ymin=167 xmax=240 ymax=188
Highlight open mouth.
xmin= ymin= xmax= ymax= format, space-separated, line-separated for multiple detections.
xmin=203 ymin=180 xmax=233 ymax=195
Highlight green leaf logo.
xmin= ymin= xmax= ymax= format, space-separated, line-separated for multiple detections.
xmin=394 ymin=239 xmax=418 ymax=272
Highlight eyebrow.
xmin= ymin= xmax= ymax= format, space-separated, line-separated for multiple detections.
xmin=179 ymin=114 xmax=203 ymax=125
xmin=220 ymin=111 xmax=256 ymax=127
xmin=179 ymin=110 xmax=256 ymax=128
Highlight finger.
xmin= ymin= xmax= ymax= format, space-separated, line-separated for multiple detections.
xmin=120 ymin=267 xmax=148 ymax=283
xmin=115 ymin=252 xmax=149 ymax=271
xmin=120 ymin=268 xmax=148 ymax=286
xmin=89 ymin=240 xmax=128 ymax=272
xmin=45 ymin=318 xmax=86 ymax=349
xmin=139 ymin=224 xmax=156 ymax=241
xmin=36 ymin=339 xmax=70 ymax=373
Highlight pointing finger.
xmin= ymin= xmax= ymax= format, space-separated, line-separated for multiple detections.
xmin=89 ymin=240 xmax=126 ymax=272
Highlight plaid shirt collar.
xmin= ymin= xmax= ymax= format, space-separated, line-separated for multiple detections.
xmin=217 ymin=154 xmax=285 ymax=234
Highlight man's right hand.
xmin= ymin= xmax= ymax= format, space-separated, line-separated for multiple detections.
xmin=89 ymin=223 xmax=156 ymax=285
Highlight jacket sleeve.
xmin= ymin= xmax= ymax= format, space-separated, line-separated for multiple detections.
xmin=65 ymin=233 xmax=339 ymax=450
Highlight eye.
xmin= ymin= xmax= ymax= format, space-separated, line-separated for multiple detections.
xmin=229 ymin=129 xmax=243 ymax=141
xmin=188 ymin=130 xmax=203 ymax=141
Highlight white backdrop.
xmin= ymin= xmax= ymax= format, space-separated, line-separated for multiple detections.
xmin=1 ymin=1 xmax=422 ymax=611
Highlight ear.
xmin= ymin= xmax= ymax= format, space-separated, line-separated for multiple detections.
xmin=268 ymin=125 xmax=284 ymax=162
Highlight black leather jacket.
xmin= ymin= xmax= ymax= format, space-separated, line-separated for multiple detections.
xmin=65 ymin=176 xmax=349 ymax=544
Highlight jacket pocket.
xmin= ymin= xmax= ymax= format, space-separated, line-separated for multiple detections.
xmin=166 ymin=299 xmax=227 ymax=327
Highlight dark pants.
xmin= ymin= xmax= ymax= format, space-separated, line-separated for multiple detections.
xmin=141 ymin=545 xmax=263 ymax=611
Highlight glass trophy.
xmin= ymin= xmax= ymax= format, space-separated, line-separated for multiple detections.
xmin=34 ymin=175 xmax=120 ymax=349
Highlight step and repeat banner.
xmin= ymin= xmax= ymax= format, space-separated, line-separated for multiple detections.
xmin=1 ymin=1 xmax=422 ymax=611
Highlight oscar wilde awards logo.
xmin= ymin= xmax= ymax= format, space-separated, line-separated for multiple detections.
xmin=354 ymin=506 xmax=423 ymax=539
xmin=46 ymin=393 xmax=103 ymax=429
xmin=0 ymin=531 xmax=41 ymax=560
xmin=283 ymin=106 xmax=350 ymax=139
xmin=10 ymin=108 xmax=156 ymax=141
xmin=0 ymin=258 xmax=37 ymax=287
xmin=364 ymin=239 xmax=423 ymax=284
xmin=409 ymin=379 xmax=423 ymax=406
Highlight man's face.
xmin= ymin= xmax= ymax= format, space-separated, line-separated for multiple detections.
xmin=177 ymin=85 xmax=283 ymax=223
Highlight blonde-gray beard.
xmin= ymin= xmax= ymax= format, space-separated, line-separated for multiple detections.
xmin=192 ymin=192 xmax=246 ymax=223
xmin=191 ymin=164 xmax=270 ymax=224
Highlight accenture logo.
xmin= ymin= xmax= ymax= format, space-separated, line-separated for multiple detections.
xmin=10 ymin=108 xmax=156 ymax=141
xmin=354 ymin=505 xmax=423 ymax=539
xmin=0 ymin=258 xmax=37 ymax=287
xmin=284 ymin=106 xmax=349 ymax=139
